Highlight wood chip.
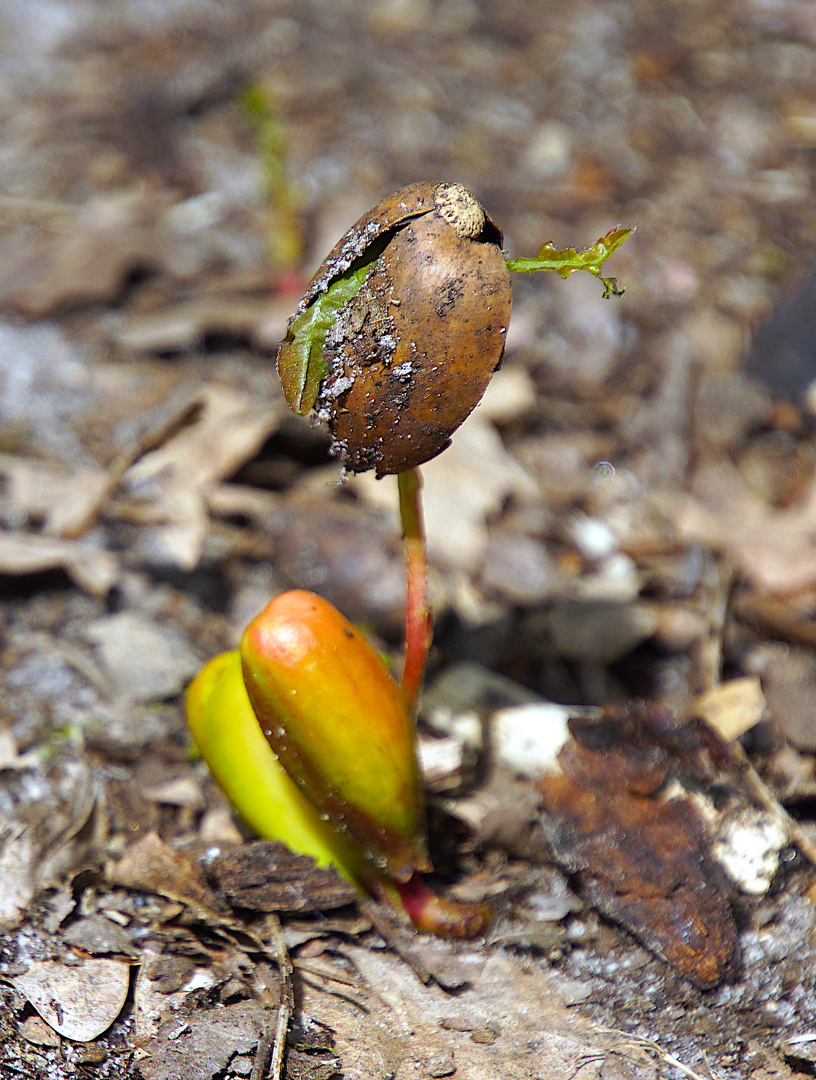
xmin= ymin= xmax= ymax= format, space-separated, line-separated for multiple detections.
xmin=695 ymin=676 xmax=766 ymax=741
xmin=206 ymin=841 xmax=358 ymax=913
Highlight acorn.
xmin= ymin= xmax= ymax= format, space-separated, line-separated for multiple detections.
xmin=240 ymin=589 xmax=430 ymax=882
xmin=186 ymin=649 xmax=369 ymax=884
xmin=277 ymin=181 xmax=512 ymax=477
xmin=189 ymin=592 xmax=490 ymax=935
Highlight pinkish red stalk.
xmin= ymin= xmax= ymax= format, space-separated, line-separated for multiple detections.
xmin=393 ymin=871 xmax=490 ymax=938
xmin=397 ymin=468 xmax=432 ymax=715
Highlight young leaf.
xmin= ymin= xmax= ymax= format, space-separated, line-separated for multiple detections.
xmin=278 ymin=258 xmax=376 ymax=414
xmin=505 ymin=225 xmax=635 ymax=298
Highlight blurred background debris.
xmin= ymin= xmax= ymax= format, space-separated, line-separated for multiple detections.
xmin=3 ymin=1 xmax=816 ymax=1077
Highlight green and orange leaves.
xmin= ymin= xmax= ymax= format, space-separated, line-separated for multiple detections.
xmin=188 ymin=590 xmax=493 ymax=936
xmin=240 ymin=590 xmax=429 ymax=882
xmin=186 ymin=649 xmax=368 ymax=884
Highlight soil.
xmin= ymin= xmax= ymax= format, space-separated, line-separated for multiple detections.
xmin=3 ymin=2 xmax=816 ymax=1078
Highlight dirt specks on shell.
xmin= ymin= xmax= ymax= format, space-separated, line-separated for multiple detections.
xmin=303 ymin=182 xmax=511 ymax=477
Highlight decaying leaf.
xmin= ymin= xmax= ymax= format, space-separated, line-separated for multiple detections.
xmin=0 ymin=530 xmax=118 ymax=595
xmin=537 ymin=703 xmax=740 ymax=989
xmin=83 ymin=611 xmax=202 ymax=702
xmin=12 ymin=958 xmax=130 ymax=1042
xmin=0 ymin=820 xmax=36 ymax=930
xmin=118 ymin=383 xmax=283 ymax=569
xmin=678 ymin=464 xmax=816 ymax=592
xmin=350 ymin=405 xmax=536 ymax=573
xmin=334 ymin=946 xmax=660 ymax=1080
xmin=695 ymin=676 xmax=766 ymax=741
xmin=107 ymin=831 xmax=222 ymax=915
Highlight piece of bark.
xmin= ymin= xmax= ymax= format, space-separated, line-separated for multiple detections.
xmin=206 ymin=840 xmax=358 ymax=914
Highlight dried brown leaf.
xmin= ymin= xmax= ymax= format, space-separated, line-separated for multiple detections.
xmin=0 ymin=530 xmax=118 ymax=594
xmin=537 ymin=704 xmax=740 ymax=989
xmin=107 ymin=831 xmax=222 ymax=915
xmin=12 ymin=958 xmax=131 ymax=1042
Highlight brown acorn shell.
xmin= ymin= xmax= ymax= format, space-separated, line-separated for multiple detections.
xmin=295 ymin=182 xmax=455 ymax=317
xmin=316 ymin=190 xmax=512 ymax=476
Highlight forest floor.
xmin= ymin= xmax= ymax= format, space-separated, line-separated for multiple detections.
xmin=3 ymin=2 xmax=816 ymax=1078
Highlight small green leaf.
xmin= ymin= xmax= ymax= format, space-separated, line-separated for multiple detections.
xmin=505 ymin=225 xmax=635 ymax=298
xmin=278 ymin=258 xmax=376 ymax=414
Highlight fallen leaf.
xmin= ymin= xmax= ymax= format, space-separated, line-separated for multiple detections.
xmin=83 ymin=611 xmax=201 ymax=702
xmin=62 ymin=915 xmax=138 ymax=957
xmin=12 ymin=958 xmax=130 ymax=1042
xmin=108 ymin=293 xmax=291 ymax=355
xmin=350 ymin=409 xmax=536 ymax=571
xmin=0 ymin=820 xmax=36 ymax=929
xmin=18 ymin=1016 xmax=62 ymax=1048
xmin=124 ymin=384 xmax=280 ymax=492
xmin=695 ymin=676 xmax=766 ymax=741
xmin=337 ymin=947 xmax=657 ymax=1080
xmin=0 ymin=454 xmax=107 ymax=532
xmin=0 ymin=192 xmax=170 ymax=317
xmin=0 ymin=530 xmax=118 ymax=594
xmin=134 ymin=947 xmax=217 ymax=1044
xmin=119 ymin=383 xmax=282 ymax=569
xmin=678 ymin=462 xmax=816 ymax=592
xmin=107 ymin=831 xmax=222 ymax=915
xmin=537 ymin=704 xmax=740 ymax=989
xmin=135 ymin=995 xmax=265 ymax=1080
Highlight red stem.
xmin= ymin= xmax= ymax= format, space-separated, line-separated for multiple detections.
xmin=393 ymin=872 xmax=490 ymax=938
xmin=397 ymin=468 xmax=432 ymax=715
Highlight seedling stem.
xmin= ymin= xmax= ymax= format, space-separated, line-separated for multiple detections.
xmin=397 ymin=467 xmax=432 ymax=714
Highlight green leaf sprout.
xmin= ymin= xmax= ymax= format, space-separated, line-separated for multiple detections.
xmin=278 ymin=233 xmax=393 ymax=415
xmin=505 ymin=225 xmax=635 ymax=298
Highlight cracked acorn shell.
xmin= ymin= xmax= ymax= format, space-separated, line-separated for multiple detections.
xmin=277 ymin=181 xmax=512 ymax=477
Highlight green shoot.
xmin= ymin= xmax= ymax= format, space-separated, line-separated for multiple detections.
xmin=505 ymin=226 xmax=635 ymax=298
xmin=239 ymin=82 xmax=304 ymax=273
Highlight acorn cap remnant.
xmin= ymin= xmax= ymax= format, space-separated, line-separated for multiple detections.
xmin=277 ymin=181 xmax=512 ymax=477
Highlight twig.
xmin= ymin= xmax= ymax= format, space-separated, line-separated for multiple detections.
xmin=295 ymin=964 xmax=370 ymax=1011
xmin=737 ymin=743 xmax=816 ymax=871
xmin=250 ymin=915 xmax=294 ymax=1080
xmin=733 ymin=591 xmax=816 ymax=651
xmin=249 ymin=1014 xmax=276 ymax=1080
xmin=359 ymin=898 xmax=433 ymax=984
xmin=61 ymin=388 xmax=204 ymax=539
xmin=397 ymin=467 xmax=432 ymax=714
xmin=596 ymin=1025 xmax=721 ymax=1080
